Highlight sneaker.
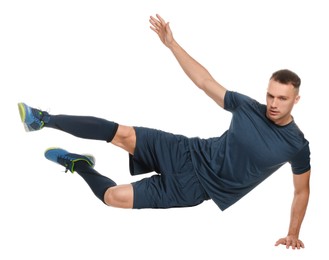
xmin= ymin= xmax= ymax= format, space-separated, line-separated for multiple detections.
xmin=17 ymin=102 xmax=49 ymax=132
xmin=45 ymin=148 xmax=95 ymax=173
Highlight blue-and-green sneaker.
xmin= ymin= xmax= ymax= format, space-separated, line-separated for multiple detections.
xmin=45 ymin=148 xmax=95 ymax=173
xmin=18 ymin=102 xmax=49 ymax=132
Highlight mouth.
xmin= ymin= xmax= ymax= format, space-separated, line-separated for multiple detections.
xmin=268 ymin=109 xmax=279 ymax=117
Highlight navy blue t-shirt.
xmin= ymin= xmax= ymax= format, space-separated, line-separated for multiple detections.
xmin=188 ymin=91 xmax=311 ymax=211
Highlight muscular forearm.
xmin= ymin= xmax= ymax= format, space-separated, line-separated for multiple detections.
xmin=276 ymin=171 xmax=310 ymax=249
xmin=288 ymin=189 xmax=309 ymax=237
xmin=168 ymin=40 xmax=214 ymax=90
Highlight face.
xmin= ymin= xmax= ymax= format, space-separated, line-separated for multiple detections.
xmin=266 ymin=79 xmax=300 ymax=125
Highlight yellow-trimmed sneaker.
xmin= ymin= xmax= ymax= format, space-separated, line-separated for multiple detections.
xmin=45 ymin=148 xmax=95 ymax=173
xmin=18 ymin=102 xmax=49 ymax=132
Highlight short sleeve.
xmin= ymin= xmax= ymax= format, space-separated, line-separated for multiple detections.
xmin=290 ymin=143 xmax=311 ymax=174
xmin=224 ymin=91 xmax=255 ymax=112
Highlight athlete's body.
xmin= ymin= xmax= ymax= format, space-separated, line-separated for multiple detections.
xmin=18 ymin=14 xmax=310 ymax=249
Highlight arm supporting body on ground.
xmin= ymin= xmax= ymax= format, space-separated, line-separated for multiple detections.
xmin=275 ymin=170 xmax=310 ymax=249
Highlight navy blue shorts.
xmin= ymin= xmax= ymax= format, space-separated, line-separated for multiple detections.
xmin=130 ymin=127 xmax=210 ymax=209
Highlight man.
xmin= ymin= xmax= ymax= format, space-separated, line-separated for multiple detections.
xmin=18 ymin=14 xmax=310 ymax=249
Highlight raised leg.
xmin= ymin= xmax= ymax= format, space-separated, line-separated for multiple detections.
xmin=19 ymin=103 xmax=138 ymax=209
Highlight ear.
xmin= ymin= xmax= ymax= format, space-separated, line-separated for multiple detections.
xmin=294 ymin=95 xmax=301 ymax=104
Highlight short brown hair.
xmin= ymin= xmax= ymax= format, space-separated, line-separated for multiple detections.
xmin=270 ymin=69 xmax=301 ymax=89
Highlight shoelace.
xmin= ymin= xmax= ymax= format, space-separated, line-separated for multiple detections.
xmin=57 ymin=155 xmax=73 ymax=173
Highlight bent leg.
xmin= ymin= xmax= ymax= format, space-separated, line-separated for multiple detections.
xmin=45 ymin=113 xmax=137 ymax=154
xmin=18 ymin=103 xmax=120 ymax=143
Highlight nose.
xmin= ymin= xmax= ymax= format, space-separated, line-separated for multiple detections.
xmin=271 ymin=98 xmax=278 ymax=108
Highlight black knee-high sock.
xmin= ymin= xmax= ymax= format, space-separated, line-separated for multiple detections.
xmin=74 ymin=161 xmax=116 ymax=203
xmin=44 ymin=115 xmax=118 ymax=142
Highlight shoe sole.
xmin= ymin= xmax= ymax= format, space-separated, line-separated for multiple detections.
xmin=18 ymin=103 xmax=26 ymax=123
xmin=17 ymin=103 xmax=31 ymax=132
xmin=17 ymin=102 xmax=44 ymax=132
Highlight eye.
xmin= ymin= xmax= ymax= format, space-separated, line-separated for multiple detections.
xmin=279 ymin=97 xmax=287 ymax=101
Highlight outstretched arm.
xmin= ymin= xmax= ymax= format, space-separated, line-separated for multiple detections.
xmin=275 ymin=170 xmax=310 ymax=249
xmin=149 ymin=14 xmax=227 ymax=108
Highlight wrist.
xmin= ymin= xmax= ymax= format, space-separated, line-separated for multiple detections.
xmin=168 ymin=40 xmax=180 ymax=52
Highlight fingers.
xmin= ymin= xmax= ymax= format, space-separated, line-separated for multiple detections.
xmin=149 ymin=16 xmax=159 ymax=31
xmin=156 ymin=14 xmax=166 ymax=24
xmin=150 ymin=14 xmax=166 ymax=25
xmin=149 ymin=14 xmax=166 ymax=31
xmin=299 ymin=240 xmax=305 ymax=248
xmin=275 ymin=238 xmax=286 ymax=247
xmin=275 ymin=238 xmax=305 ymax=250
xmin=288 ymin=239 xmax=304 ymax=250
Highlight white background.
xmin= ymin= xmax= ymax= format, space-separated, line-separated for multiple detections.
xmin=1 ymin=0 xmax=328 ymax=259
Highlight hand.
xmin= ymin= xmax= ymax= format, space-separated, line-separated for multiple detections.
xmin=275 ymin=235 xmax=305 ymax=249
xmin=149 ymin=14 xmax=174 ymax=48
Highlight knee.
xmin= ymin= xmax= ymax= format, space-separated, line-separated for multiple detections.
xmin=103 ymin=187 xmax=117 ymax=206
xmin=111 ymin=125 xmax=136 ymax=155
xmin=104 ymin=185 xmax=134 ymax=209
